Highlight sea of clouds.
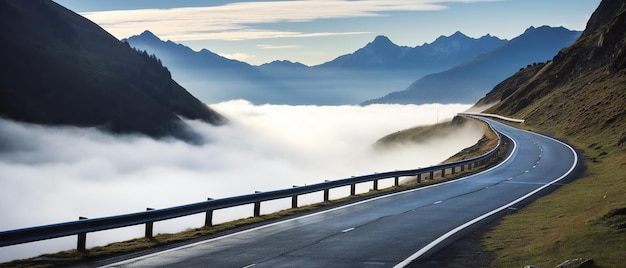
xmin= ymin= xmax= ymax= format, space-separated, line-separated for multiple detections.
xmin=0 ymin=100 xmax=482 ymax=262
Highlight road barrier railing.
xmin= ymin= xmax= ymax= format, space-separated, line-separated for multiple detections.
xmin=0 ymin=117 xmax=503 ymax=252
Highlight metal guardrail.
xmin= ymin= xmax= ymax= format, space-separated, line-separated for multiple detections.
xmin=459 ymin=112 xmax=525 ymax=123
xmin=0 ymin=117 xmax=503 ymax=252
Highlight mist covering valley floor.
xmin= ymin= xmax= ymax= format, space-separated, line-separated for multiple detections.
xmin=0 ymin=100 xmax=482 ymax=262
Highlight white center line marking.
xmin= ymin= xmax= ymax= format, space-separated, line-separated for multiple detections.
xmin=342 ymin=227 xmax=355 ymax=233
xmin=434 ymin=201 xmax=443 ymax=204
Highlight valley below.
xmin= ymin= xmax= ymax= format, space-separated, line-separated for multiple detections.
xmin=0 ymin=101 xmax=480 ymax=263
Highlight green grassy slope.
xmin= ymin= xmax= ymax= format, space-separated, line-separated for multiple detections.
xmin=476 ymin=0 xmax=626 ymax=266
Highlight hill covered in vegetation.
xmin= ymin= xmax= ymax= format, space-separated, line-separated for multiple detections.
xmin=0 ymin=0 xmax=225 ymax=141
xmin=474 ymin=0 xmax=625 ymax=266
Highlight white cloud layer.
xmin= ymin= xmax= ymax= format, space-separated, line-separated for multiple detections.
xmin=80 ymin=0 xmax=490 ymax=41
xmin=0 ymin=101 xmax=482 ymax=261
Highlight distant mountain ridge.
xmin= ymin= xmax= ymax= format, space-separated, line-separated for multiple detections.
xmin=123 ymin=30 xmax=285 ymax=104
xmin=0 ymin=0 xmax=225 ymax=140
xmin=319 ymin=32 xmax=506 ymax=71
xmin=362 ymin=26 xmax=581 ymax=105
xmin=125 ymin=31 xmax=508 ymax=105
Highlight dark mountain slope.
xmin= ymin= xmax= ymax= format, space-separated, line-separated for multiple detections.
xmin=482 ymin=0 xmax=625 ymax=145
xmin=0 ymin=0 xmax=225 ymax=140
xmin=363 ymin=26 xmax=580 ymax=105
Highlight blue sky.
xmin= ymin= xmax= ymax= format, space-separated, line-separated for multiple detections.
xmin=53 ymin=0 xmax=600 ymax=66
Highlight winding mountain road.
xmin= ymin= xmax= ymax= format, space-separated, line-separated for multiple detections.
xmin=100 ymin=117 xmax=578 ymax=268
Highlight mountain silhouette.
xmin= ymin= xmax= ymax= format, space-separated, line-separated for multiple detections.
xmin=124 ymin=30 xmax=289 ymax=104
xmin=125 ymin=32 xmax=507 ymax=105
xmin=0 ymin=0 xmax=225 ymax=141
xmin=362 ymin=26 xmax=581 ymax=105
xmin=319 ymin=32 xmax=506 ymax=71
xmin=320 ymin=35 xmax=411 ymax=68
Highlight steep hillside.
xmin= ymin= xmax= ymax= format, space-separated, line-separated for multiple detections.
xmin=363 ymin=26 xmax=580 ymax=105
xmin=0 ymin=0 xmax=225 ymax=140
xmin=483 ymin=3 xmax=625 ymax=149
xmin=475 ymin=0 xmax=626 ymax=266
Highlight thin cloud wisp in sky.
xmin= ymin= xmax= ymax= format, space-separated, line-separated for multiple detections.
xmin=80 ymin=0 xmax=483 ymax=41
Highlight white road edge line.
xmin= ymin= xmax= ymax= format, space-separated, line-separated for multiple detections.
xmin=393 ymin=120 xmax=579 ymax=268
xmin=99 ymin=121 xmax=516 ymax=268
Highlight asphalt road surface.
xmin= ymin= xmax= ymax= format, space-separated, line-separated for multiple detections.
xmin=101 ymin=117 xmax=578 ymax=268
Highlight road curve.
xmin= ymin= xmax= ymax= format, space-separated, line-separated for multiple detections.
xmin=100 ymin=118 xmax=578 ymax=268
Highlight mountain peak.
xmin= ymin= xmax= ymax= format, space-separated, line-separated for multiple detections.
xmin=361 ymin=35 xmax=402 ymax=55
xmin=518 ymin=25 xmax=577 ymax=39
xmin=522 ymin=25 xmax=565 ymax=34
xmin=450 ymin=31 xmax=468 ymax=38
xmin=131 ymin=30 xmax=162 ymax=42
xmin=432 ymin=31 xmax=471 ymax=44
xmin=369 ymin=35 xmax=396 ymax=47
xmin=140 ymin=30 xmax=156 ymax=37
xmin=582 ymin=0 xmax=626 ymax=37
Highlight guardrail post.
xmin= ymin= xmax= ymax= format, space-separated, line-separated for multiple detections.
xmin=394 ymin=176 xmax=399 ymax=187
xmin=452 ymin=166 xmax=456 ymax=174
xmin=145 ymin=208 xmax=155 ymax=238
xmin=417 ymin=173 xmax=422 ymax=183
xmin=291 ymin=186 xmax=298 ymax=209
xmin=461 ymin=164 xmax=465 ymax=172
xmin=441 ymin=168 xmax=446 ymax=177
xmin=373 ymin=179 xmax=379 ymax=191
xmin=254 ymin=191 xmax=262 ymax=217
xmin=324 ymin=181 xmax=330 ymax=201
xmin=77 ymin=216 xmax=87 ymax=252
xmin=429 ymin=171 xmax=434 ymax=180
xmin=350 ymin=184 xmax=356 ymax=196
xmin=205 ymin=198 xmax=214 ymax=227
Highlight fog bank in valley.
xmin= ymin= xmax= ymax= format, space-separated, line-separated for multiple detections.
xmin=0 ymin=101 xmax=482 ymax=262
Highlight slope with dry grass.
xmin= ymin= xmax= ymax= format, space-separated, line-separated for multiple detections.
xmin=476 ymin=0 xmax=626 ymax=266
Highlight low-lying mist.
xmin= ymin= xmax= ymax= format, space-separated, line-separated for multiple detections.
xmin=0 ymin=100 xmax=482 ymax=262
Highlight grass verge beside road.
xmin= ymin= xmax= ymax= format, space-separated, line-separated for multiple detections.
xmin=482 ymin=124 xmax=626 ymax=267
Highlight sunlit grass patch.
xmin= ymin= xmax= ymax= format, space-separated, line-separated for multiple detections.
xmin=482 ymin=120 xmax=626 ymax=267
